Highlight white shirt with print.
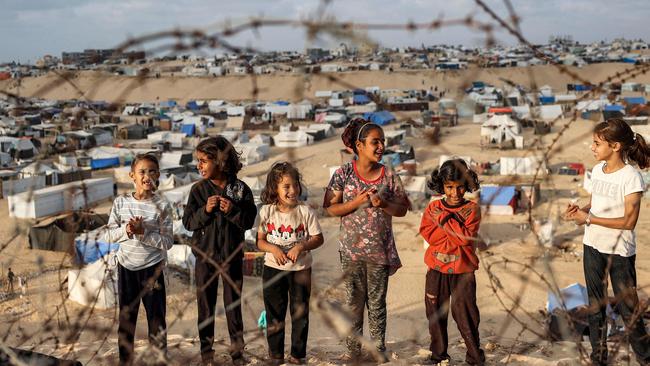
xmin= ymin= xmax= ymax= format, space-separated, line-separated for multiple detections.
xmin=258 ymin=203 xmax=322 ymax=271
xmin=583 ymin=162 xmax=645 ymax=256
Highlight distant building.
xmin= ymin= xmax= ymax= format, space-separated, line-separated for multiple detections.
xmin=61 ymin=49 xmax=145 ymax=65
xmin=306 ymin=48 xmax=329 ymax=62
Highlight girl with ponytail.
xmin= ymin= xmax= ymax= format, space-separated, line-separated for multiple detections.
xmin=564 ymin=118 xmax=650 ymax=365
xmin=323 ymin=118 xmax=410 ymax=362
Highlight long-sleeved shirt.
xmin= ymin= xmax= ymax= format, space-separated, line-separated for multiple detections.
xmin=104 ymin=193 xmax=174 ymax=271
xmin=419 ymin=199 xmax=481 ymax=274
xmin=182 ymin=178 xmax=257 ymax=263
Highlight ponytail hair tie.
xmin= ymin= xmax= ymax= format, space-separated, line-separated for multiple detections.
xmin=633 ymin=133 xmax=638 ymax=141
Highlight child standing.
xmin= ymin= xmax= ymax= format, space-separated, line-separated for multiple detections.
xmin=565 ymin=119 xmax=650 ymax=366
xmin=419 ymin=159 xmax=485 ymax=366
xmin=104 ymin=153 xmax=173 ymax=365
xmin=324 ymin=118 xmax=410 ymax=362
xmin=256 ymin=162 xmax=324 ymax=365
xmin=182 ymin=136 xmax=257 ymax=366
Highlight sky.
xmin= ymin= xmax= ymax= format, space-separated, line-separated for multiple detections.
xmin=2 ymin=0 xmax=649 ymax=64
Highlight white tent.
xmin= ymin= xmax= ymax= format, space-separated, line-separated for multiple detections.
xmin=241 ymin=176 xmax=265 ymax=196
xmin=576 ymin=100 xmax=605 ymax=112
xmin=160 ymin=150 xmax=193 ymax=170
xmin=554 ymin=94 xmax=577 ymax=103
xmin=438 ymin=155 xmax=473 ymax=168
xmin=68 ymin=252 xmax=118 ymax=309
xmin=401 ymin=175 xmax=429 ymax=204
xmin=9 ymin=177 xmax=114 ymax=219
xmin=287 ymin=101 xmax=313 ymax=120
xmin=512 ymin=105 xmax=531 ymax=120
xmin=499 ymin=156 xmax=547 ymax=176
xmin=540 ymin=104 xmax=563 ymax=121
xmin=272 ymin=131 xmax=314 ymax=148
xmin=323 ymin=113 xmax=346 ymax=126
xmin=234 ymin=142 xmax=270 ymax=166
xmin=168 ymin=244 xmax=196 ymax=273
xmin=226 ymin=106 xmax=245 ymax=116
xmin=539 ymin=85 xmax=553 ymax=97
xmin=147 ymin=131 xmax=185 ymax=149
xmin=480 ymin=115 xmax=523 ymax=148
xmin=208 ymin=100 xmax=227 ymax=113
xmin=315 ymin=90 xmax=333 ymax=98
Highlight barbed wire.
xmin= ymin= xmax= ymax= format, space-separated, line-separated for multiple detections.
xmin=1 ymin=0 xmax=650 ymax=365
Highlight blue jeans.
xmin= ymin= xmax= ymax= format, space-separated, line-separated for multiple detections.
xmin=583 ymin=244 xmax=650 ymax=365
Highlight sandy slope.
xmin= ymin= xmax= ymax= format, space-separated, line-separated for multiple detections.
xmin=2 ymin=63 xmax=649 ymax=104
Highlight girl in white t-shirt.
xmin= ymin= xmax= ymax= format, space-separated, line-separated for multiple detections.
xmin=256 ymin=162 xmax=324 ymax=365
xmin=564 ymin=118 xmax=650 ymax=366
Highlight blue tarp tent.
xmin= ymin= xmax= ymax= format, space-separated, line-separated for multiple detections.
xmin=624 ymin=97 xmax=646 ymax=105
xmin=574 ymin=84 xmax=592 ymax=91
xmin=539 ymin=96 xmax=555 ymax=105
xmin=604 ymin=105 xmax=625 ymax=112
xmin=353 ymin=94 xmax=371 ymax=105
xmin=353 ymin=89 xmax=366 ymax=95
xmin=159 ymin=100 xmax=177 ymax=108
xmin=472 ymin=81 xmax=485 ymax=89
xmin=75 ymin=239 xmax=120 ymax=264
xmin=480 ymin=186 xmax=516 ymax=207
xmin=274 ymin=101 xmax=290 ymax=106
xmin=622 ymin=57 xmax=637 ymax=64
xmin=181 ymin=123 xmax=196 ymax=136
xmin=547 ymin=283 xmax=588 ymax=312
xmin=91 ymin=157 xmax=120 ymax=169
xmin=186 ymin=100 xmax=200 ymax=110
xmin=363 ymin=111 xmax=396 ymax=126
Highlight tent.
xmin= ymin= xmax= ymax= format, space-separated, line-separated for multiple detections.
xmin=401 ymin=175 xmax=429 ymax=209
xmin=540 ymin=96 xmax=556 ymax=105
xmin=540 ymin=104 xmax=563 ymax=121
xmin=147 ymin=131 xmax=185 ymax=149
xmin=438 ymin=155 xmax=472 ymax=168
xmin=68 ymin=252 xmax=118 ymax=309
xmin=363 ymin=111 xmax=396 ymax=126
xmin=353 ymin=94 xmax=371 ymax=105
xmin=272 ymin=131 xmax=314 ymax=148
xmin=88 ymin=146 xmax=131 ymax=169
xmin=181 ymin=123 xmax=196 ymax=136
xmin=241 ymin=176 xmax=265 ymax=196
xmin=602 ymin=105 xmax=625 ymax=120
xmin=499 ymin=156 xmax=546 ymax=176
xmin=75 ymin=228 xmax=119 ymax=264
xmin=9 ymin=177 xmax=114 ymax=219
xmin=480 ymin=115 xmax=523 ymax=148
xmin=234 ymin=142 xmax=270 ymax=166
xmin=29 ymin=212 xmax=109 ymax=253
xmin=624 ymin=96 xmax=646 ymax=105
xmin=480 ymin=185 xmax=517 ymax=215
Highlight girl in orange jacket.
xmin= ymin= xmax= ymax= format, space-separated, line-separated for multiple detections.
xmin=419 ymin=158 xmax=485 ymax=366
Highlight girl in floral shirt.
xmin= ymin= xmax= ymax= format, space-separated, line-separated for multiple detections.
xmin=324 ymin=118 xmax=410 ymax=362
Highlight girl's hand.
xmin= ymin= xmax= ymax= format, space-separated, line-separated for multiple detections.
xmin=219 ymin=197 xmax=233 ymax=214
xmin=126 ymin=222 xmax=135 ymax=237
xmin=370 ymin=190 xmax=386 ymax=208
xmin=271 ymin=245 xmax=290 ymax=266
xmin=286 ymin=243 xmax=305 ymax=262
xmin=563 ymin=203 xmax=579 ymax=220
xmin=205 ymin=195 xmax=220 ymax=213
xmin=352 ymin=189 xmax=372 ymax=208
xmin=570 ymin=209 xmax=588 ymax=225
xmin=130 ymin=217 xmax=145 ymax=235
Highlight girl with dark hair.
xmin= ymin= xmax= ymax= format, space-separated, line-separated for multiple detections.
xmin=419 ymin=158 xmax=485 ymax=365
xmin=182 ymin=136 xmax=257 ymax=366
xmin=256 ymin=162 xmax=324 ymax=365
xmin=565 ymin=118 xmax=650 ymax=366
xmin=324 ymin=118 xmax=410 ymax=362
xmin=104 ymin=153 xmax=173 ymax=365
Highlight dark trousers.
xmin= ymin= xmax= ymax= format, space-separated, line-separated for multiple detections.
xmin=195 ymin=256 xmax=244 ymax=360
xmin=425 ymin=270 xmax=485 ymax=365
xmin=262 ymin=266 xmax=312 ymax=359
xmin=117 ymin=262 xmax=167 ymax=365
xmin=340 ymin=256 xmax=389 ymax=354
xmin=583 ymin=244 xmax=650 ymax=365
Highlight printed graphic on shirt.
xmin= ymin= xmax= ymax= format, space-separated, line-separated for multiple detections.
xmin=591 ymin=180 xmax=620 ymax=198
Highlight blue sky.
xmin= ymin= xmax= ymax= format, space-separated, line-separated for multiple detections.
xmin=2 ymin=0 xmax=648 ymax=63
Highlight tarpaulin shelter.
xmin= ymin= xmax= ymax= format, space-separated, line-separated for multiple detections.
xmin=480 ymin=185 xmax=517 ymax=215
xmin=181 ymin=123 xmax=196 ymax=136
xmin=363 ymin=111 xmax=396 ymax=126
xmin=624 ymin=97 xmax=646 ymax=105
xmin=353 ymin=94 xmax=371 ymax=105
xmin=75 ymin=228 xmax=119 ymax=264
xmin=602 ymin=105 xmax=625 ymax=120
xmin=29 ymin=212 xmax=109 ymax=253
